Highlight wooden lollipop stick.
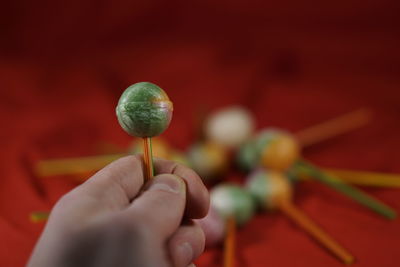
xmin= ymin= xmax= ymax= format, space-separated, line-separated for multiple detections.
xmin=324 ymin=169 xmax=400 ymax=188
xmin=296 ymin=160 xmax=397 ymax=219
xmin=35 ymin=153 xmax=126 ymax=177
xmin=279 ymin=201 xmax=354 ymax=264
xmin=30 ymin=211 xmax=50 ymax=223
xmin=143 ymin=137 xmax=154 ymax=180
xmin=295 ymin=109 xmax=372 ymax=147
xmin=224 ymin=216 xmax=236 ymax=267
xmin=299 ymin=168 xmax=400 ymax=188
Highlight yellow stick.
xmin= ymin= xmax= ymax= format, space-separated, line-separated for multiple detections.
xmin=299 ymin=168 xmax=400 ymax=188
xmin=324 ymin=169 xmax=400 ymax=188
xmin=35 ymin=153 xmax=126 ymax=177
xmin=30 ymin=211 xmax=50 ymax=223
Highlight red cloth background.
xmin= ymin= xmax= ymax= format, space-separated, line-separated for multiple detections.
xmin=1 ymin=1 xmax=400 ymax=266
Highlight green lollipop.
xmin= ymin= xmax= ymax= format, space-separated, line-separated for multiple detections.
xmin=210 ymin=184 xmax=255 ymax=226
xmin=116 ymin=82 xmax=173 ymax=179
xmin=116 ymin=82 xmax=173 ymax=137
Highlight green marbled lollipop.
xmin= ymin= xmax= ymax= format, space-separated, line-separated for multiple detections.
xmin=116 ymin=82 xmax=173 ymax=179
xmin=116 ymin=82 xmax=173 ymax=138
xmin=245 ymin=169 xmax=355 ymax=264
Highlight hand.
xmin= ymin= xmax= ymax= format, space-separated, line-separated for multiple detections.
xmin=28 ymin=156 xmax=209 ymax=267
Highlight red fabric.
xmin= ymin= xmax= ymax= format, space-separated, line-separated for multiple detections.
xmin=1 ymin=1 xmax=400 ymax=266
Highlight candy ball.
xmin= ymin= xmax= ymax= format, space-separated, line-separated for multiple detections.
xmin=116 ymin=82 xmax=173 ymax=137
xmin=236 ymin=139 xmax=258 ymax=171
xmin=205 ymin=106 xmax=255 ymax=149
xmin=256 ymin=129 xmax=300 ymax=171
xmin=245 ymin=169 xmax=292 ymax=210
xmin=187 ymin=142 xmax=228 ymax=182
xmin=210 ymin=184 xmax=256 ymax=225
xmin=195 ymin=205 xmax=226 ymax=247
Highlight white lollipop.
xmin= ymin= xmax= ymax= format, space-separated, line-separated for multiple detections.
xmin=205 ymin=106 xmax=255 ymax=149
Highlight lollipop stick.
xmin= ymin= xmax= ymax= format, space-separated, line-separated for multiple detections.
xmin=324 ymin=168 xmax=400 ymax=188
xmin=279 ymin=201 xmax=354 ymax=264
xmin=295 ymin=109 xmax=371 ymax=147
xmin=35 ymin=153 xmax=126 ymax=177
xmin=30 ymin=211 xmax=50 ymax=223
xmin=143 ymin=137 xmax=154 ymax=180
xmin=224 ymin=216 xmax=236 ymax=267
xmin=296 ymin=160 xmax=397 ymax=219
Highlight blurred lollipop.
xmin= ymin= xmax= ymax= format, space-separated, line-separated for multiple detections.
xmin=238 ymin=108 xmax=371 ymax=171
xmin=205 ymin=106 xmax=255 ymax=149
xmin=237 ymin=120 xmax=400 ymax=187
xmin=187 ymin=142 xmax=229 ymax=182
xmin=238 ymin=129 xmax=396 ymax=219
xmin=246 ymin=169 xmax=355 ymax=264
xmin=210 ymin=184 xmax=256 ymax=267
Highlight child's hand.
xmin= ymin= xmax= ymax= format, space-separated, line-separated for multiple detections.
xmin=28 ymin=156 xmax=209 ymax=267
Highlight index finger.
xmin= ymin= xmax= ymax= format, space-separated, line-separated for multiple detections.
xmin=154 ymin=158 xmax=209 ymax=219
xmin=74 ymin=155 xmax=145 ymax=207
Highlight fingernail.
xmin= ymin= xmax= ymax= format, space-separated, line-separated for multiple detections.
xmin=178 ymin=242 xmax=193 ymax=266
xmin=149 ymin=175 xmax=184 ymax=194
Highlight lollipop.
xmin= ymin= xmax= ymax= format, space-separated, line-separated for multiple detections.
xmin=116 ymin=82 xmax=173 ymax=180
xmin=246 ymin=169 xmax=355 ymax=264
xmin=237 ymin=109 xmax=372 ymax=171
xmin=236 ymin=139 xmax=258 ymax=171
xmin=211 ymin=184 xmax=256 ymax=267
xmin=256 ymin=129 xmax=300 ymax=170
xmin=205 ymin=106 xmax=255 ymax=149
xmin=238 ymin=128 xmax=397 ymax=219
xmin=237 ymin=129 xmax=300 ymax=171
xmin=187 ymin=142 xmax=229 ymax=182
xmin=211 ymin=184 xmax=255 ymax=225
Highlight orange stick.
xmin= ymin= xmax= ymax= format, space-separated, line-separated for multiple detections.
xmin=295 ymin=109 xmax=372 ymax=147
xmin=279 ymin=201 xmax=354 ymax=265
xmin=143 ymin=137 xmax=154 ymax=181
xmin=224 ymin=216 xmax=236 ymax=267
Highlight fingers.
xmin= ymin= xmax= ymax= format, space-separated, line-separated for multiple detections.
xmin=54 ymin=219 xmax=168 ymax=267
xmin=154 ymin=158 xmax=209 ymax=219
xmin=73 ymin=155 xmax=145 ymax=208
xmin=123 ymin=174 xmax=187 ymax=238
xmin=168 ymin=221 xmax=205 ymax=267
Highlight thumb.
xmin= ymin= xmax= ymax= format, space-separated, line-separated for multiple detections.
xmin=123 ymin=174 xmax=187 ymax=239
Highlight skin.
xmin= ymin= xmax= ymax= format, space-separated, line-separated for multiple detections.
xmin=28 ymin=156 xmax=209 ymax=267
